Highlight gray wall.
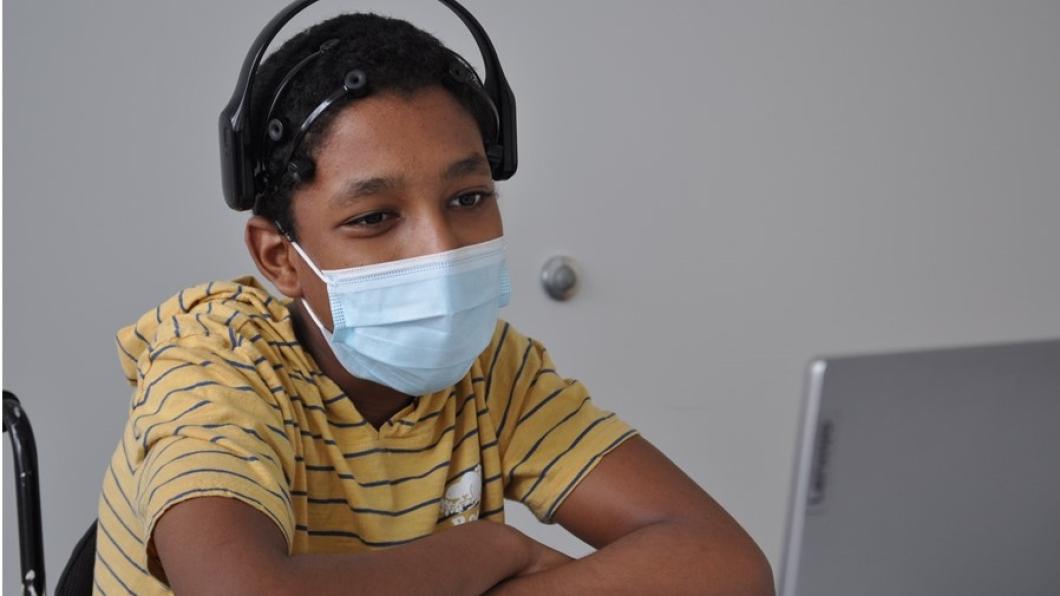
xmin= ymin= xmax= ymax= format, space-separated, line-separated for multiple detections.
xmin=5 ymin=1 xmax=1060 ymax=592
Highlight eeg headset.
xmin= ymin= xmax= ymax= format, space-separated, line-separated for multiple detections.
xmin=218 ymin=0 xmax=517 ymax=212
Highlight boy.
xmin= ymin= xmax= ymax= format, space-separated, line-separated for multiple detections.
xmin=95 ymin=10 xmax=773 ymax=595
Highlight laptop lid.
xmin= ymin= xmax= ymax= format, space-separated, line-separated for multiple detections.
xmin=779 ymin=339 xmax=1060 ymax=596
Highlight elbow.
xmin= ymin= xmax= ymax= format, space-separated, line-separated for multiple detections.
xmin=713 ymin=524 xmax=774 ymax=596
xmin=729 ymin=544 xmax=775 ymax=596
xmin=676 ymin=518 xmax=776 ymax=596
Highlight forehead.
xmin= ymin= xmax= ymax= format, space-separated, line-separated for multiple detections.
xmin=312 ymin=86 xmax=486 ymax=179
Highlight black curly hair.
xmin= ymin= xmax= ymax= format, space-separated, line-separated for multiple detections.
xmin=249 ymin=12 xmax=496 ymax=242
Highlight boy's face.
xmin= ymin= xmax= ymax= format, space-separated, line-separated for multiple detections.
xmin=292 ymin=85 xmax=502 ymax=267
xmin=248 ymin=85 xmax=503 ymax=327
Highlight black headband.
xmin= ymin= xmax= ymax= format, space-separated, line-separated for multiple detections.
xmin=218 ymin=0 xmax=517 ymax=212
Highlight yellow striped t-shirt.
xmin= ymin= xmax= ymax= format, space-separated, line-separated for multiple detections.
xmin=94 ymin=276 xmax=637 ymax=594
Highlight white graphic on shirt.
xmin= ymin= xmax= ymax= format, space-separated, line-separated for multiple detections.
xmin=441 ymin=464 xmax=482 ymax=525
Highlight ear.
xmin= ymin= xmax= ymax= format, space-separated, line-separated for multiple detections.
xmin=245 ymin=216 xmax=303 ymax=299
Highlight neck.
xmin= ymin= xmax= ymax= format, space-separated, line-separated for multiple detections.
xmin=286 ymin=299 xmax=414 ymax=430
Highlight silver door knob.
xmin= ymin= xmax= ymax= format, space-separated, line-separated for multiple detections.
xmin=541 ymin=256 xmax=579 ymax=301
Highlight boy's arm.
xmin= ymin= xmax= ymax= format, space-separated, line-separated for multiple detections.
xmin=487 ymin=435 xmax=775 ymax=596
xmin=153 ymin=496 xmax=549 ymax=596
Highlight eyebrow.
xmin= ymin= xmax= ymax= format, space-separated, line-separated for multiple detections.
xmin=330 ymin=176 xmax=400 ymax=208
xmin=330 ymin=153 xmax=491 ymax=209
xmin=443 ymin=153 xmax=491 ymax=180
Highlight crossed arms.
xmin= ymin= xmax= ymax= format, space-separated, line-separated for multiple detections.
xmin=155 ymin=435 xmax=774 ymax=595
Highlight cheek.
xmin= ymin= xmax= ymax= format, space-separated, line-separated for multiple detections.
xmin=476 ymin=201 xmax=504 ymax=237
xmin=440 ymin=202 xmax=504 ymax=247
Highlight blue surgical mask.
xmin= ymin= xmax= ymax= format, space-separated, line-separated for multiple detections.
xmin=291 ymin=237 xmax=512 ymax=396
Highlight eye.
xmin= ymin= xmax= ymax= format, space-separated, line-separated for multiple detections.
xmin=448 ymin=191 xmax=495 ymax=209
xmin=344 ymin=211 xmax=396 ymax=227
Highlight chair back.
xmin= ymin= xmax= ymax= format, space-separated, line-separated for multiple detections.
xmin=55 ymin=522 xmax=97 ymax=596
xmin=3 ymin=391 xmax=46 ymax=596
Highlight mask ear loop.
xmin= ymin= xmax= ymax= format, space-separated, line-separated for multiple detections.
xmin=286 ymin=238 xmax=328 ymax=283
xmin=300 ymin=295 xmax=333 ymax=337
xmin=273 ymin=217 xmax=334 ymax=333
xmin=272 ymin=217 xmax=328 ymax=283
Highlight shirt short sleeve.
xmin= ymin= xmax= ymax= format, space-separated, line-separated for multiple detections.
xmin=484 ymin=322 xmax=638 ymax=522
xmin=130 ymin=332 xmax=296 ymax=579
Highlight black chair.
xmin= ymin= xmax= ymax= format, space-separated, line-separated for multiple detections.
xmin=55 ymin=522 xmax=97 ymax=595
xmin=4 ymin=391 xmax=97 ymax=596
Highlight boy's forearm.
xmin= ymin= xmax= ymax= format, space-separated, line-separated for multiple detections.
xmin=485 ymin=519 xmax=775 ymax=596
xmin=279 ymin=520 xmax=530 ymax=596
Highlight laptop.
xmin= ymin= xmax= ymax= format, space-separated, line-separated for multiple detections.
xmin=779 ymin=339 xmax=1060 ymax=596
